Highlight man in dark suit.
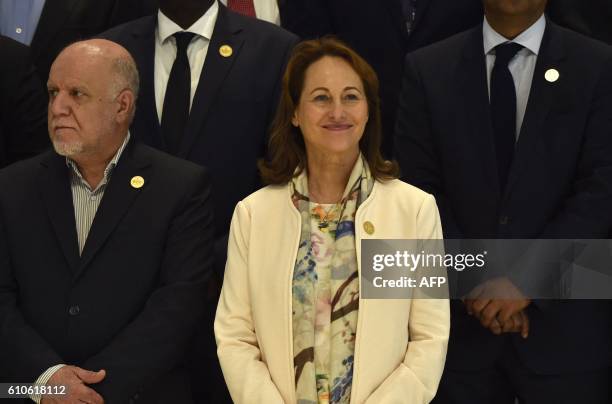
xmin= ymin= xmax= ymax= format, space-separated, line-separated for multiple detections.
xmin=280 ymin=0 xmax=484 ymax=157
xmin=100 ymin=1 xmax=298 ymax=402
xmin=0 ymin=35 xmax=48 ymax=168
xmin=0 ymin=0 xmax=157 ymax=82
xmin=0 ymin=39 xmax=214 ymax=403
xmin=547 ymin=0 xmax=612 ymax=45
xmin=395 ymin=0 xmax=612 ymax=402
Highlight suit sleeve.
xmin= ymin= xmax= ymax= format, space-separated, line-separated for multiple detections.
xmin=2 ymin=41 xmax=49 ymax=167
xmin=365 ymin=195 xmax=450 ymax=404
xmin=394 ymin=55 xmax=463 ymax=238
xmin=214 ymin=201 xmax=285 ymax=404
xmin=82 ymin=169 xmax=215 ymax=402
xmin=541 ymin=54 xmax=612 ymax=238
xmin=0 ymin=208 xmax=64 ymax=381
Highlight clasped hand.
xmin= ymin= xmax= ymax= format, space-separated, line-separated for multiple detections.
xmin=41 ymin=365 xmax=105 ymax=404
xmin=463 ymin=277 xmax=531 ymax=338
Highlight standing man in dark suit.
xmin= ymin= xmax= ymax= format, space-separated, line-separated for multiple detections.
xmin=547 ymin=0 xmax=612 ymax=45
xmin=0 ymin=0 xmax=157 ymax=82
xmin=280 ymin=0 xmax=484 ymax=157
xmin=0 ymin=39 xmax=214 ymax=403
xmin=100 ymin=1 xmax=298 ymax=402
xmin=395 ymin=0 xmax=612 ymax=402
xmin=0 ymin=35 xmax=48 ymax=168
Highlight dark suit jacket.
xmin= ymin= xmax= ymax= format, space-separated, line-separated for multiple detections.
xmin=30 ymin=0 xmax=157 ymax=82
xmin=547 ymin=0 xmax=612 ymax=45
xmin=0 ymin=142 xmax=214 ymax=403
xmin=101 ymin=4 xmax=298 ymax=277
xmin=394 ymin=20 xmax=612 ymax=373
xmin=280 ymin=0 xmax=483 ymax=157
xmin=0 ymin=36 xmax=48 ymax=168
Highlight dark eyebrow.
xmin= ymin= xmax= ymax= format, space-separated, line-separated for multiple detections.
xmin=344 ymin=86 xmax=363 ymax=93
xmin=309 ymin=87 xmax=329 ymax=95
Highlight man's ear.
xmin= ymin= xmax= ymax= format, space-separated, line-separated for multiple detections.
xmin=115 ymin=89 xmax=135 ymax=123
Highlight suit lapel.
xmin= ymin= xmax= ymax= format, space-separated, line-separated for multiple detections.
xmin=31 ymin=0 xmax=80 ymax=56
xmin=455 ymin=26 xmax=501 ymax=197
xmin=177 ymin=4 xmax=245 ymax=158
xmin=505 ymin=21 xmax=566 ymax=198
xmin=130 ymin=17 xmax=166 ymax=150
xmin=38 ymin=152 xmax=80 ymax=274
xmin=76 ymin=143 xmax=151 ymax=279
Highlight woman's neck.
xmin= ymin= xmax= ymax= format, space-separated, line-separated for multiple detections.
xmin=306 ymin=151 xmax=358 ymax=203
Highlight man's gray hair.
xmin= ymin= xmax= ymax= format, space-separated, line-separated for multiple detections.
xmin=111 ymin=55 xmax=140 ymax=121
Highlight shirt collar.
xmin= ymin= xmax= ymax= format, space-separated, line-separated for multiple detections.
xmin=483 ymin=13 xmax=546 ymax=56
xmin=67 ymin=132 xmax=131 ymax=190
xmin=157 ymin=1 xmax=219 ymax=44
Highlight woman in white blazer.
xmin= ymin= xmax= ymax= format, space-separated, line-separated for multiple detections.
xmin=215 ymin=38 xmax=450 ymax=404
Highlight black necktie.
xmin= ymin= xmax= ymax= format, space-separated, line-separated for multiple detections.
xmin=161 ymin=32 xmax=195 ymax=154
xmin=490 ymin=42 xmax=523 ymax=189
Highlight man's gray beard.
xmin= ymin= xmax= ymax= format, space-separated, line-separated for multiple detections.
xmin=52 ymin=140 xmax=85 ymax=157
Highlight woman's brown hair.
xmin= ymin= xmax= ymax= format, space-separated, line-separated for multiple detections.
xmin=258 ymin=37 xmax=398 ymax=184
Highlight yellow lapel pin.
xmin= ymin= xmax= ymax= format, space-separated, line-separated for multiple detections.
xmin=130 ymin=176 xmax=145 ymax=189
xmin=219 ymin=44 xmax=233 ymax=58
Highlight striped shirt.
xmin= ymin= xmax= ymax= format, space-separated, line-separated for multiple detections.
xmin=67 ymin=133 xmax=130 ymax=254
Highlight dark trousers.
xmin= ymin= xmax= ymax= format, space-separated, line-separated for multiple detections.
xmin=432 ymin=341 xmax=611 ymax=404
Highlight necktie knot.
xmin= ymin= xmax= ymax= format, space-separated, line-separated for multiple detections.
xmin=173 ymin=32 xmax=195 ymax=54
xmin=494 ymin=42 xmax=523 ymax=67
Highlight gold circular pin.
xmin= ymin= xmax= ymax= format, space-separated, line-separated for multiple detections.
xmin=219 ymin=45 xmax=233 ymax=58
xmin=545 ymin=68 xmax=560 ymax=83
xmin=363 ymin=221 xmax=375 ymax=235
xmin=130 ymin=176 xmax=145 ymax=189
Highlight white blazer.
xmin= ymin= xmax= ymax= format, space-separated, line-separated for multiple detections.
xmin=215 ymin=178 xmax=450 ymax=403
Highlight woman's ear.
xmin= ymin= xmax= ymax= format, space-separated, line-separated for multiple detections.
xmin=291 ymin=111 xmax=299 ymax=127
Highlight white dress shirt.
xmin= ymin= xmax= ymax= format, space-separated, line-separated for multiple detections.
xmin=154 ymin=2 xmax=219 ymax=123
xmin=483 ymin=14 xmax=546 ymax=138
xmin=219 ymin=0 xmax=280 ymax=25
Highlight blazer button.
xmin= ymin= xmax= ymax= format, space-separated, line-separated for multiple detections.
xmin=499 ymin=216 xmax=509 ymax=225
xmin=68 ymin=305 xmax=80 ymax=316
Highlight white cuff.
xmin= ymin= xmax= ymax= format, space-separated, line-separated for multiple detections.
xmin=30 ymin=364 xmax=66 ymax=403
